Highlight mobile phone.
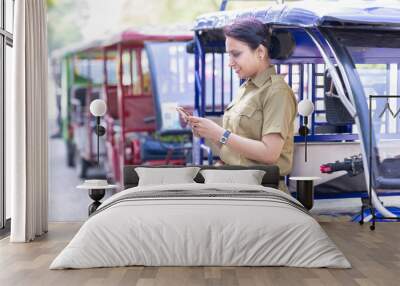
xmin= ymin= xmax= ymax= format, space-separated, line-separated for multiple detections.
xmin=176 ymin=106 xmax=191 ymax=121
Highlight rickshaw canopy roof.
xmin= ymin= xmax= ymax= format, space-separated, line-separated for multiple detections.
xmin=52 ymin=27 xmax=192 ymax=59
xmin=51 ymin=39 xmax=105 ymax=60
xmin=193 ymin=0 xmax=400 ymax=31
xmin=103 ymin=28 xmax=192 ymax=48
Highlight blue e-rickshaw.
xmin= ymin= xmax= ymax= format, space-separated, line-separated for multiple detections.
xmin=192 ymin=0 xmax=400 ymax=227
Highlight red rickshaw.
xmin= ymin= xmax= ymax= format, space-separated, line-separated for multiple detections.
xmin=101 ymin=30 xmax=193 ymax=186
xmin=53 ymin=30 xmax=194 ymax=185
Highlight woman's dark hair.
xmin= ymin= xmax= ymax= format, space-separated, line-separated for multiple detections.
xmin=223 ymin=18 xmax=271 ymax=51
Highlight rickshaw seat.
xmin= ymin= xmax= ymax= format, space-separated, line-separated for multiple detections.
xmin=73 ymin=86 xmax=87 ymax=107
xmin=123 ymin=96 xmax=156 ymax=132
xmin=374 ymin=157 xmax=400 ymax=189
xmin=270 ymin=29 xmax=296 ymax=60
xmin=158 ymin=129 xmax=192 ymax=137
xmin=140 ymin=137 xmax=187 ymax=161
xmin=315 ymin=124 xmax=351 ymax=134
xmin=323 ymin=67 xmax=355 ymax=126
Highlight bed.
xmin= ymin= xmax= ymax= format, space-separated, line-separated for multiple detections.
xmin=50 ymin=165 xmax=350 ymax=269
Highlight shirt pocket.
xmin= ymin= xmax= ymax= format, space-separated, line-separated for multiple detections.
xmin=222 ymin=113 xmax=230 ymax=129
xmin=222 ymin=101 xmax=236 ymax=129
xmin=225 ymin=101 xmax=235 ymax=111
xmin=236 ymin=105 xmax=263 ymax=139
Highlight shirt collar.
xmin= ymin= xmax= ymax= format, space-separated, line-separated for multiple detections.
xmin=248 ymin=65 xmax=276 ymax=88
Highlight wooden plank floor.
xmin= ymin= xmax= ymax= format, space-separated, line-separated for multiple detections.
xmin=0 ymin=222 xmax=399 ymax=286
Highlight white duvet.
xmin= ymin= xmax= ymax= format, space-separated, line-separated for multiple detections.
xmin=50 ymin=183 xmax=351 ymax=269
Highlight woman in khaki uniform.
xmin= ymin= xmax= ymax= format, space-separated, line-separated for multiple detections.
xmin=187 ymin=18 xmax=297 ymax=193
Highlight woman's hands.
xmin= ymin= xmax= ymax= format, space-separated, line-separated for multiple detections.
xmin=187 ymin=116 xmax=225 ymax=143
xmin=182 ymin=114 xmax=283 ymax=165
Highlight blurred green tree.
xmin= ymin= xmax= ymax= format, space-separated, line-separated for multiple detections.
xmin=47 ymin=0 xmax=303 ymax=53
xmin=47 ymin=0 xmax=56 ymax=9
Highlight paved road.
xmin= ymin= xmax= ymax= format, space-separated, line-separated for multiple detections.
xmin=48 ymin=137 xmax=111 ymax=222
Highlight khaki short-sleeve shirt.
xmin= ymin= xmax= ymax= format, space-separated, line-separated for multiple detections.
xmin=219 ymin=65 xmax=297 ymax=176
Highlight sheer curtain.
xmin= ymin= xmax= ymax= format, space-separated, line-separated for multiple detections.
xmin=8 ymin=0 xmax=48 ymax=242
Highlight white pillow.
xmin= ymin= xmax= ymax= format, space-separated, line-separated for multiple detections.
xmin=135 ymin=167 xmax=200 ymax=186
xmin=200 ymin=169 xmax=266 ymax=185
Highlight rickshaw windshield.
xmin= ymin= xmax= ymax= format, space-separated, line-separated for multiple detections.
xmin=145 ymin=41 xmax=194 ymax=132
xmin=146 ymin=42 xmax=194 ymax=106
xmin=330 ymin=28 xmax=400 ymax=184
xmin=331 ymin=29 xmax=400 ymax=98
xmin=73 ymin=57 xmax=104 ymax=85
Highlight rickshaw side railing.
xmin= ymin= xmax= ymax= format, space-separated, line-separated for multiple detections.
xmin=194 ymin=33 xmax=214 ymax=165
